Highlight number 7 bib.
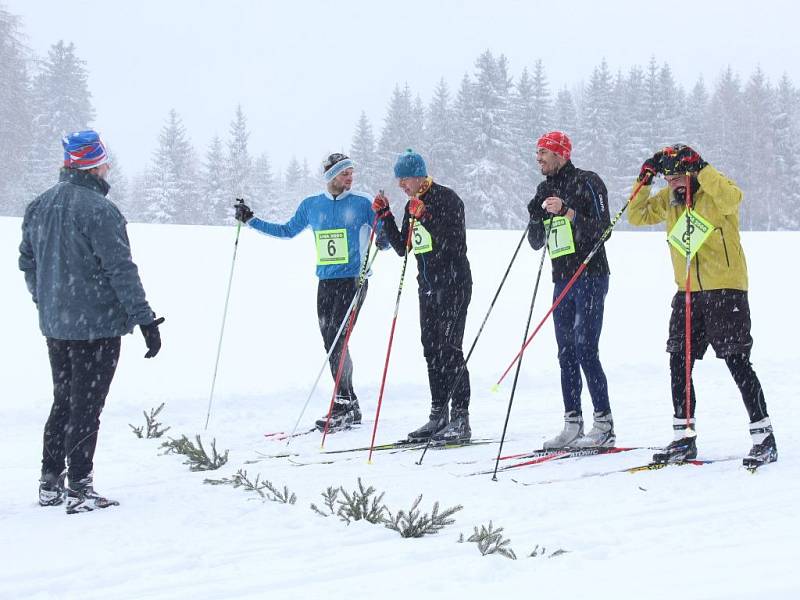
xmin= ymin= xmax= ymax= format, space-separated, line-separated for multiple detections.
xmin=544 ymin=216 xmax=575 ymax=258
xmin=315 ymin=229 xmax=349 ymax=265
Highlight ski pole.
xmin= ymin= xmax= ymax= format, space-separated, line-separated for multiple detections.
xmin=368 ymin=216 xmax=417 ymax=462
xmin=287 ymin=249 xmax=379 ymax=444
xmin=320 ymin=216 xmax=383 ymax=448
xmin=296 ymin=212 xmax=381 ymax=446
xmin=491 ymin=219 xmax=553 ymax=480
xmin=683 ymin=174 xmax=694 ymax=430
xmin=416 ymin=224 xmax=531 ymax=465
xmin=204 ymin=199 xmax=245 ymax=430
xmin=492 ymin=179 xmax=648 ymax=390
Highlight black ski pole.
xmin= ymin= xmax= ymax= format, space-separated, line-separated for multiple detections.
xmin=416 ymin=224 xmax=531 ymax=465
xmin=491 ymin=219 xmax=553 ymax=480
xmin=492 ymin=178 xmax=648 ymax=390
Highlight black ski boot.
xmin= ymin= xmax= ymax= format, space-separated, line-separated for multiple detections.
xmin=431 ymin=408 xmax=471 ymax=446
xmin=38 ymin=471 xmax=66 ymax=507
xmin=407 ymin=408 xmax=448 ymax=442
xmin=652 ymin=436 xmax=698 ymax=464
xmin=65 ymin=475 xmax=119 ymax=514
xmin=315 ymin=398 xmax=362 ymax=432
xmin=743 ymin=434 xmax=777 ymax=469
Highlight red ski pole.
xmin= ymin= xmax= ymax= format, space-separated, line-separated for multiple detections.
xmin=492 ymin=178 xmax=647 ymax=390
xmin=368 ymin=217 xmax=417 ymax=462
xmin=320 ymin=214 xmax=380 ymax=447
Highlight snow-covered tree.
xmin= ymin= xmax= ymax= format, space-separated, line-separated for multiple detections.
xmin=350 ymin=111 xmax=381 ymax=194
xmin=424 ymin=78 xmax=460 ymax=187
xmin=226 ymin=105 xmax=252 ymax=202
xmin=143 ymin=109 xmax=199 ymax=223
xmin=27 ymin=40 xmax=95 ymax=197
xmin=201 ymin=135 xmax=228 ymax=225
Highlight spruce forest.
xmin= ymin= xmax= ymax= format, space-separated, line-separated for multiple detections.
xmin=2 ymin=6 xmax=799 ymax=230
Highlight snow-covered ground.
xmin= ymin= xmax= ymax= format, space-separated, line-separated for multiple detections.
xmin=1 ymin=215 xmax=797 ymax=600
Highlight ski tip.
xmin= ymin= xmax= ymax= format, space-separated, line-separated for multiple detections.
xmin=490 ymin=383 xmax=500 ymax=394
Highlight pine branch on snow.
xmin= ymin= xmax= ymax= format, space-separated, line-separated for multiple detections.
xmin=464 ymin=521 xmax=517 ymax=560
xmin=129 ymin=402 xmax=170 ymax=439
xmin=384 ymin=495 xmax=462 ymax=538
xmin=529 ymin=544 xmax=569 ymax=559
xmin=335 ymin=478 xmax=387 ymax=525
xmin=204 ymin=469 xmax=296 ymax=504
xmin=160 ymin=434 xmax=229 ymax=471
xmin=310 ymin=487 xmax=340 ymax=517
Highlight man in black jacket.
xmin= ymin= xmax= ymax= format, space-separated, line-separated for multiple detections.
xmin=373 ymin=150 xmax=472 ymax=444
xmin=19 ymin=130 xmax=163 ymax=513
xmin=527 ymin=131 xmax=613 ymax=449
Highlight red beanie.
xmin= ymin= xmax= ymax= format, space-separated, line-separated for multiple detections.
xmin=537 ymin=131 xmax=572 ymax=160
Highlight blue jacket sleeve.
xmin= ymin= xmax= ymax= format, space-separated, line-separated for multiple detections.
xmin=248 ymin=200 xmax=309 ymax=238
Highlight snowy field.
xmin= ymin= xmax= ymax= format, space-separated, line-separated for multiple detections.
xmin=1 ymin=215 xmax=797 ymax=600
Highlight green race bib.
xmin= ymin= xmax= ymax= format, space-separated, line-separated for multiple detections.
xmin=412 ymin=222 xmax=433 ymax=255
xmin=315 ymin=229 xmax=349 ymax=265
xmin=544 ymin=216 xmax=575 ymax=258
xmin=668 ymin=209 xmax=714 ymax=259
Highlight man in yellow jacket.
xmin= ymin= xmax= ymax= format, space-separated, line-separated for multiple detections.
xmin=628 ymin=144 xmax=776 ymax=469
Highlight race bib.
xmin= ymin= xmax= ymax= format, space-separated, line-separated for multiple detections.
xmin=412 ymin=222 xmax=433 ymax=255
xmin=668 ymin=210 xmax=713 ymax=259
xmin=544 ymin=216 xmax=575 ymax=258
xmin=315 ymin=229 xmax=349 ymax=265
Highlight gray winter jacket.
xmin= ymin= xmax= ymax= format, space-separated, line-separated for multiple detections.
xmin=19 ymin=168 xmax=155 ymax=340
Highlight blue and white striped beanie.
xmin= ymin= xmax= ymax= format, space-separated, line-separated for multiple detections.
xmin=322 ymin=153 xmax=355 ymax=182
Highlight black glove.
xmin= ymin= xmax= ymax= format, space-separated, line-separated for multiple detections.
xmin=659 ymin=145 xmax=707 ymax=175
xmin=234 ymin=200 xmax=253 ymax=223
xmin=638 ymin=151 xmax=663 ymax=184
xmin=140 ymin=317 xmax=165 ymax=359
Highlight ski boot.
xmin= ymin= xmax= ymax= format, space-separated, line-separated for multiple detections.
xmin=430 ymin=408 xmax=471 ymax=446
xmin=743 ymin=418 xmax=777 ymax=470
xmin=572 ymin=411 xmax=616 ymax=448
xmin=542 ymin=411 xmax=584 ymax=449
xmin=65 ymin=475 xmax=119 ymax=514
xmin=407 ymin=408 xmax=449 ymax=442
xmin=38 ymin=471 xmax=66 ymax=507
xmin=315 ymin=398 xmax=361 ymax=432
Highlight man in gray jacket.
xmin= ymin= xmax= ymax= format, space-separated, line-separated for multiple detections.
xmin=19 ymin=130 xmax=164 ymax=514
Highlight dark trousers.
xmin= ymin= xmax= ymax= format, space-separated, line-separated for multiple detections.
xmin=42 ymin=337 xmax=121 ymax=483
xmin=317 ymin=278 xmax=367 ymax=401
xmin=419 ymin=282 xmax=472 ymax=414
xmin=667 ymin=290 xmax=767 ymax=423
xmin=552 ymin=274 xmax=610 ymax=415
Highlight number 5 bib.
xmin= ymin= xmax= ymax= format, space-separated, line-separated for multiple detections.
xmin=412 ymin=221 xmax=433 ymax=255
xmin=315 ymin=229 xmax=349 ymax=265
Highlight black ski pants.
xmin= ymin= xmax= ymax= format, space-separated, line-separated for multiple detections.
xmin=666 ymin=289 xmax=768 ymax=423
xmin=419 ymin=281 xmax=472 ymax=415
xmin=317 ymin=278 xmax=367 ymax=402
xmin=42 ymin=337 xmax=121 ymax=483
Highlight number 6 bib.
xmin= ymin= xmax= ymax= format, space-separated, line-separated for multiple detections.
xmin=315 ymin=229 xmax=349 ymax=265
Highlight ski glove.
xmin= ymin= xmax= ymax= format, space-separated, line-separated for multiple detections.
xmin=638 ymin=152 xmax=662 ymax=184
xmin=408 ymin=197 xmax=425 ymax=219
xmin=659 ymin=145 xmax=707 ymax=175
xmin=234 ymin=201 xmax=254 ymax=223
xmin=372 ymin=194 xmax=391 ymax=218
xmin=140 ymin=317 xmax=165 ymax=359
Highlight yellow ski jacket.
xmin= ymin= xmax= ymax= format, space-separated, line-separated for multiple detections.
xmin=627 ymin=165 xmax=748 ymax=291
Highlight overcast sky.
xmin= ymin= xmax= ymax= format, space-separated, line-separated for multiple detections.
xmin=6 ymin=0 xmax=799 ymax=179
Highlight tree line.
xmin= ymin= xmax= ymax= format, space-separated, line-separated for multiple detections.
xmin=2 ymin=5 xmax=799 ymax=229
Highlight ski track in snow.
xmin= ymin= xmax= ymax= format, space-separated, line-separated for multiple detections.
xmin=1 ymin=219 xmax=797 ymax=600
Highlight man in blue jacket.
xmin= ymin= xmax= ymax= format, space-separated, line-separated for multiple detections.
xmin=235 ymin=153 xmax=385 ymax=431
xmin=19 ymin=130 xmax=164 ymax=514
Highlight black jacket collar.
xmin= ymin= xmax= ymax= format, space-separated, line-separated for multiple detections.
xmin=60 ymin=168 xmax=111 ymax=196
